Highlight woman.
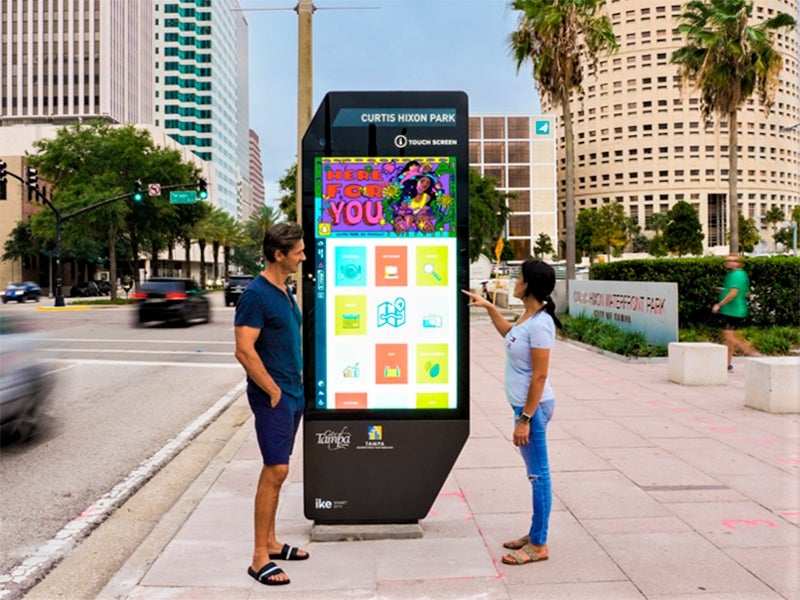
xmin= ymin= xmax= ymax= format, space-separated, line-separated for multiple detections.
xmin=462 ymin=258 xmax=562 ymax=565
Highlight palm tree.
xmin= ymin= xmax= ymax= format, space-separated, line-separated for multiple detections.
xmin=509 ymin=0 xmax=617 ymax=283
xmin=647 ymin=212 xmax=669 ymax=237
xmin=763 ymin=205 xmax=785 ymax=252
xmin=208 ymin=207 xmax=243 ymax=282
xmin=671 ymin=0 xmax=795 ymax=253
xmin=246 ymin=205 xmax=282 ymax=257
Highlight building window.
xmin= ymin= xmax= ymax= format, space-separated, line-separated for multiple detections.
xmin=484 ymin=142 xmax=504 ymax=164
xmin=483 ymin=117 xmax=505 ymax=139
xmin=508 ymin=166 xmax=530 ymax=188
xmin=508 ymin=141 xmax=529 ymax=163
xmin=507 ymin=117 xmax=529 ymax=139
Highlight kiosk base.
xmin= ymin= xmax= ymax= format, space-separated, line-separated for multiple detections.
xmin=311 ymin=523 xmax=423 ymax=542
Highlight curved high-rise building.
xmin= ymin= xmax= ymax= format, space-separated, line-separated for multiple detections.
xmin=545 ymin=0 xmax=799 ymax=252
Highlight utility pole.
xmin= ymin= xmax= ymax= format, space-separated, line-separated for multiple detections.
xmin=295 ymin=0 xmax=314 ymax=307
xmin=234 ymin=2 xmax=378 ymax=305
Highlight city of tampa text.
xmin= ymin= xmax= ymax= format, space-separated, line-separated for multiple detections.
xmin=572 ymin=291 xmax=666 ymax=315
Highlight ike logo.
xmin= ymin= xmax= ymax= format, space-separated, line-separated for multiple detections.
xmin=315 ymin=498 xmax=333 ymax=509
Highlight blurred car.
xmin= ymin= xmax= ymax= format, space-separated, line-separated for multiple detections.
xmin=0 ymin=314 xmax=52 ymax=441
xmin=132 ymin=278 xmax=211 ymax=326
xmin=70 ymin=280 xmax=101 ymax=297
xmin=224 ymin=274 xmax=255 ymax=306
xmin=2 ymin=281 xmax=42 ymax=303
xmin=97 ymin=280 xmax=112 ymax=295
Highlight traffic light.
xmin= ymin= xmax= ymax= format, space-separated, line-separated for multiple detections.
xmin=133 ymin=179 xmax=144 ymax=203
xmin=0 ymin=160 xmax=7 ymax=183
xmin=26 ymin=166 xmax=38 ymax=188
xmin=198 ymin=178 xmax=208 ymax=200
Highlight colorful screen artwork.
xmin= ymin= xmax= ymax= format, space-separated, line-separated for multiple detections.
xmin=313 ymin=157 xmax=458 ymax=410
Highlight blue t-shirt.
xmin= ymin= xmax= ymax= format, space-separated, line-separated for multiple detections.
xmin=504 ymin=310 xmax=555 ymax=408
xmin=234 ymin=275 xmax=303 ymax=399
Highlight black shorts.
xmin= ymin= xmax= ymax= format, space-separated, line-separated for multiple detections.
xmin=247 ymin=384 xmax=304 ymax=466
xmin=719 ymin=314 xmax=745 ymax=330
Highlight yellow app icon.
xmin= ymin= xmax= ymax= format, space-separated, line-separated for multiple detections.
xmin=318 ymin=222 xmax=331 ymax=236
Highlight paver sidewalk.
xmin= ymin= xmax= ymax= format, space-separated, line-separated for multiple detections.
xmin=102 ymin=317 xmax=800 ymax=599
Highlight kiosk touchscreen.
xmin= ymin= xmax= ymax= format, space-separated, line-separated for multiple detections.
xmin=302 ymin=92 xmax=469 ymax=524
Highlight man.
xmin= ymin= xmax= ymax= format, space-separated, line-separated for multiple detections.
xmin=712 ymin=254 xmax=760 ymax=372
xmin=234 ymin=222 xmax=308 ymax=586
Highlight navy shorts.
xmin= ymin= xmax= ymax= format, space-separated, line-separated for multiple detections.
xmin=247 ymin=384 xmax=304 ymax=466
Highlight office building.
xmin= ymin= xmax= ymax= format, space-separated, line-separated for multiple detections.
xmin=246 ymin=129 xmax=266 ymax=220
xmin=469 ymin=115 xmax=558 ymax=260
xmin=153 ymin=0 xmax=250 ymax=218
xmin=1 ymin=0 xmax=153 ymax=125
xmin=545 ymin=0 xmax=799 ymax=252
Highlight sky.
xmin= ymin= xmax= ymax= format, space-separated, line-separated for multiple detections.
xmin=237 ymin=0 xmax=543 ymax=205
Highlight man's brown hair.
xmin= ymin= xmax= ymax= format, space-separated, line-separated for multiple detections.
xmin=263 ymin=222 xmax=304 ymax=263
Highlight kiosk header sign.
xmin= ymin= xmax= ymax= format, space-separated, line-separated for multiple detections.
xmin=302 ymin=91 xmax=469 ymax=524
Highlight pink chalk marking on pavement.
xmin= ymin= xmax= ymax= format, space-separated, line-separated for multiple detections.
xmin=742 ymin=438 xmax=776 ymax=446
xmin=709 ymin=427 xmax=738 ymax=433
xmin=722 ymin=518 xmax=777 ymax=530
xmin=439 ymin=490 xmax=466 ymax=500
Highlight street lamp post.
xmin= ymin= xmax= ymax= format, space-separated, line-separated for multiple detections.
xmin=780 ymin=220 xmax=798 ymax=256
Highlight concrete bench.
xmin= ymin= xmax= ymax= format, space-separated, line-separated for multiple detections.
xmin=668 ymin=342 xmax=728 ymax=385
xmin=745 ymin=357 xmax=800 ymax=414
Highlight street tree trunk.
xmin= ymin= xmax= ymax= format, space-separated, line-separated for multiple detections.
xmin=562 ymin=93 xmax=576 ymax=287
xmin=108 ymin=226 xmax=118 ymax=300
xmin=184 ymin=237 xmax=191 ymax=280
xmin=198 ymin=239 xmax=207 ymax=288
xmin=728 ymin=109 xmax=739 ymax=253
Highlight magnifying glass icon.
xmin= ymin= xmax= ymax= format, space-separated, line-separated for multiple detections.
xmin=423 ymin=263 xmax=442 ymax=281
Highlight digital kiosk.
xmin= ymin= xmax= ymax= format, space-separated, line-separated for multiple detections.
xmin=302 ymin=91 xmax=470 ymax=524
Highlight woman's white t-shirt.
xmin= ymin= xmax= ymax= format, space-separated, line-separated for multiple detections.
xmin=504 ymin=310 xmax=556 ymax=408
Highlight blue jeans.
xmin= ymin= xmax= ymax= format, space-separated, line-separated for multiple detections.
xmin=513 ymin=399 xmax=554 ymax=545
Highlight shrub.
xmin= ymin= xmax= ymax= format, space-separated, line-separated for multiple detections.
xmin=590 ymin=256 xmax=800 ymax=328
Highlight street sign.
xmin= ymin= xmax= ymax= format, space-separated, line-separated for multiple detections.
xmin=148 ymin=183 xmax=161 ymax=197
xmin=170 ymin=190 xmax=197 ymax=204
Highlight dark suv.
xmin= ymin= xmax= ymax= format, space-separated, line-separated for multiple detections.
xmin=132 ymin=278 xmax=210 ymax=327
xmin=224 ymin=275 xmax=255 ymax=306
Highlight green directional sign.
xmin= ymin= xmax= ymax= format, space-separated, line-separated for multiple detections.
xmin=170 ymin=190 xmax=197 ymax=204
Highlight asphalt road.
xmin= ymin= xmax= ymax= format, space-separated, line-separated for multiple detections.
xmin=0 ymin=292 xmax=244 ymax=599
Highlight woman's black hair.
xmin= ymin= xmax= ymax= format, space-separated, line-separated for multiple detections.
xmin=519 ymin=258 xmax=563 ymax=329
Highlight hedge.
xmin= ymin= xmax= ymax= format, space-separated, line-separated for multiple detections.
xmin=588 ymin=256 xmax=799 ymax=328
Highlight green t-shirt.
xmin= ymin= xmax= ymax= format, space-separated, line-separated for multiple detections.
xmin=718 ymin=268 xmax=750 ymax=318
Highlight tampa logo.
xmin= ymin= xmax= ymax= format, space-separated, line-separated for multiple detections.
xmin=316 ymin=427 xmax=351 ymax=450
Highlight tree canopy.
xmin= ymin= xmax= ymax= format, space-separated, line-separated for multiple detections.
xmin=671 ymin=0 xmax=795 ymax=253
xmin=509 ymin=0 xmax=617 ymax=282
xmin=24 ymin=121 xmax=207 ymax=295
xmin=663 ymin=201 xmax=704 ymax=256
xmin=468 ymin=169 xmax=512 ymax=262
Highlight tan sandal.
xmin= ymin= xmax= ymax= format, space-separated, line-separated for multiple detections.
xmin=502 ymin=534 xmax=529 ymax=550
xmin=501 ymin=543 xmax=548 ymax=565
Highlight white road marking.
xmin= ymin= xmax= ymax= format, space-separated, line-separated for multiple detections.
xmin=45 ymin=338 xmax=233 ymax=345
xmin=42 ymin=358 xmax=240 ymax=368
xmin=0 ymin=378 xmax=248 ymax=596
xmin=40 ymin=348 xmax=232 ymax=356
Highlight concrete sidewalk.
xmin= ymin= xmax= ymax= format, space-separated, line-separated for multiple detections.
xmin=100 ymin=315 xmax=799 ymax=599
